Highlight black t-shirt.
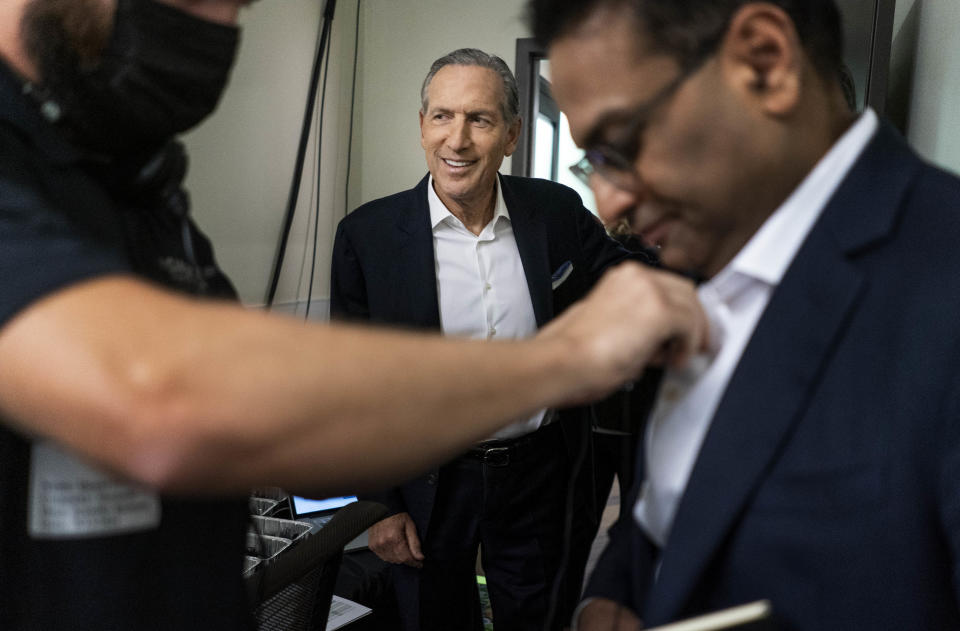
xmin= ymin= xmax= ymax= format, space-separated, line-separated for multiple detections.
xmin=0 ymin=62 xmax=252 ymax=630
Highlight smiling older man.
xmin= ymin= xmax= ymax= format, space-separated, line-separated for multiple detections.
xmin=330 ymin=48 xmax=648 ymax=631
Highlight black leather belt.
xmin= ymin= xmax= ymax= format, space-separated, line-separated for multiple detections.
xmin=463 ymin=420 xmax=560 ymax=467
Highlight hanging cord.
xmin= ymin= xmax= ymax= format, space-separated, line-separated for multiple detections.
xmin=303 ymin=33 xmax=334 ymax=320
xmin=291 ymin=114 xmax=321 ymax=313
xmin=342 ymin=0 xmax=361 ymax=221
xmin=292 ymin=0 xmax=360 ymax=319
xmin=265 ymin=0 xmax=338 ymax=308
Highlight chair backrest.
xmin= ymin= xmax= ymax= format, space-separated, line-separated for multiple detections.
xmin=246 ymin=500 xmax=388 ymax=631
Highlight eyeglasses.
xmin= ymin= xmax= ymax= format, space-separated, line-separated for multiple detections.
xmin=569 ymin=60 xmax=702 ymax=192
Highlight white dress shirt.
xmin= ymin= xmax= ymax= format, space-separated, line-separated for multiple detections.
xmin=634 ymin=109 xmax=880 ymax=547
xmin=428 ymin=176 xmax=548 ymax=441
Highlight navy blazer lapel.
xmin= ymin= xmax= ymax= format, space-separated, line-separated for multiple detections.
xmin=643 ymin=123 xmax=922 ymax=623
xmin=500 ymin=174 xmax=552 ymax=327
xmin=394 ymin=175 xmax=441 ymax=329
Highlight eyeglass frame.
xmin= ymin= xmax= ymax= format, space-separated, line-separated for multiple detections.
xmin=569 ymin=55 xmax=709 ymax=192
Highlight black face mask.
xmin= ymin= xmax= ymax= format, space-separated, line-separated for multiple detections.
xmin=29 ymin=0 xmax=240 ymax=157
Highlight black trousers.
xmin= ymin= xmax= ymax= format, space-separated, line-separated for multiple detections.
xmin=394 ymin=422 xmax=571 ymax=631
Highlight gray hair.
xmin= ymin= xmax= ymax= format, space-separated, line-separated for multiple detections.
xmin=420 ymin=48 xmax=520 ymax=125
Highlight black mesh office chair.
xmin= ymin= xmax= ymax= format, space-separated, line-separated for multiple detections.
xmin=246 ymin=500 xmax=388 ymax=631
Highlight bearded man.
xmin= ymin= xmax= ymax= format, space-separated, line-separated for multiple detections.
xmin=0 ymin=1 xmax=708 ymax=628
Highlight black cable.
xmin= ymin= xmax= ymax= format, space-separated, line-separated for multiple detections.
xmin=343 ymin=0 xmax=361 ymax=221
xmin=291 ymin=132 xmax=319 ymax=312
xmin=265 ymin=0 xmax=338 ymax=308
xmin=304 ymin=33 xmax=333 ymax=320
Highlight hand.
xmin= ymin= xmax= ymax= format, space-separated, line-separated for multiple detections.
xmin=367 ymin=512 xmax=425 ymax=568
xmin=576 ymin=598 xmax=643 ymax=631
xmin=540 ymin=262 xmax=709 ymax=405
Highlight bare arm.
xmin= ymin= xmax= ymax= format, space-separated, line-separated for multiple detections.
xmin=0 ymin=263 xmax=705 ymax=496
xmin=574 ymin=599 xmax=643 ymax=630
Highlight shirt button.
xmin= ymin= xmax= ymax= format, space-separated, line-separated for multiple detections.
xmin=484 ymin=283 xmax=492 ymax=292
xmin=489 ymin=327 xmax=497 ymax=338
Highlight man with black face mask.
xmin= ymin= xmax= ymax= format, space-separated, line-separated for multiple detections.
xmin=0 ymin=0 xmax=709 ymax=629
xmin=22 ymin=0 xmax=240 ymax=158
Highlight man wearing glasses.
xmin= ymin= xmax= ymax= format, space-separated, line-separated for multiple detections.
xmin=531 ymin=0 xmax=960 ymax=629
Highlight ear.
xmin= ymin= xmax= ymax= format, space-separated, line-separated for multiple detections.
xmin=503 ymin=117 xmax=522 ymax=157
xmin=419 ymin=110 xmax=427 ymax=150
xmin=719 ymin=3 xmax=803 ymax=116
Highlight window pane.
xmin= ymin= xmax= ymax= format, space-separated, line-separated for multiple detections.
xmin=556 ymin=113 xmax=598 ymax=215
xmin=533 ymin=114 xmax=557 ymax=180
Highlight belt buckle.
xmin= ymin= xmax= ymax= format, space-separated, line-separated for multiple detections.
xmin=482 ymin=446 xmax=510 ymax=467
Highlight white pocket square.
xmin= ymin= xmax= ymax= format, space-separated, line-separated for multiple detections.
xmin=551 ymin=261 xmax=573 ymax=290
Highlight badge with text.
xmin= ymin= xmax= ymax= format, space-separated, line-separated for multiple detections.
xmin=28 ymin=441 xmax=161 ymax=539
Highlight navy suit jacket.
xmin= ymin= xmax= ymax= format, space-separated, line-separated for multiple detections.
xmin=330 ymin=173 xmax=632 ymax=537
xmin=585 ymin=122 xmax=960 ymax=630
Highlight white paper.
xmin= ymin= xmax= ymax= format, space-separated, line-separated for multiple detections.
xmin=326 ymin=595 xmax=372 ymax=631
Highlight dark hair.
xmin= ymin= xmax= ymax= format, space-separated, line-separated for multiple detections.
xmin=421 ymin=48 xmax=520 ymax=125
xmin=527 ymin=0 xmax=844 ymax=80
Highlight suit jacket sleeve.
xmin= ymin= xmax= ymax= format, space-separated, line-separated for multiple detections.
xmin=572 ymin=203 xmax=637 ymax=283
xmin=330 ymin=220 xmax=370 ymax=322
xmin=938 ymin=371 xmax=960 ymax=610
xmin=329 ymin=217 xmax=407 ymax=517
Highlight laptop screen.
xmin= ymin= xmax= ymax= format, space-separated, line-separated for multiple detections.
xmin=290 ymin=494 xmax=358 ymax=518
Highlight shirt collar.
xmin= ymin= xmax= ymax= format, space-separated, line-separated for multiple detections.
xmin=427 ymin=174 xmax=511 ymax=232
xmin=711 ymin=108 xmax=879 ymax=295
